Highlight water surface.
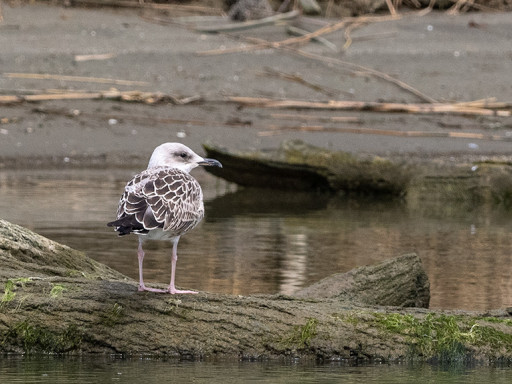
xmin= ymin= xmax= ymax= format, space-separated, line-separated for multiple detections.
xmin=1 ymin=356 xmax=512 ymax=384
xmin=1 ymin=168 xmax=511 ymax=310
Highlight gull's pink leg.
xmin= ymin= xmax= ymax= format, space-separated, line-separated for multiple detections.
xmin=168 ymin=237 xmax=197 ymax=294
xmin=137 ymin=238 xmax=166 ymax=293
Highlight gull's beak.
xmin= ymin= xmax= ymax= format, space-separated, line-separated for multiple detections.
xmin=198 ymin=158 xmax=223 ymax=168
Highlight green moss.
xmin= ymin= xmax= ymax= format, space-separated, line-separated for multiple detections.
xmin=331 ymin=312 xmax=359 ymax=325
xmin=280 ymin=141 xmax=411 ymax=196
xmin=66 ymin=269 xmax=86 ymax=278
xmin=373 ymin=313 xmax=512 ymax=362
xmin=477 ymin=317 xmax=512 ymax=326
xmin=100 ymin=303 xmax=125 ymax=326
xmin=1 ymin=280 xmax=16 ymax=304
xmin=49 ymin=284 xmax=67 ymax=298
xmin=1 ymin=278 xmax=33 ymax=305
xmin=4 ymin=320 xmax=83 ymax=354
xmin=281 ymin=318 xmax=318 ymax=349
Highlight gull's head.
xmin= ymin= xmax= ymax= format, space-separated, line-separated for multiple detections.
xmin=147 ymin=142 xmax=222 ymax=173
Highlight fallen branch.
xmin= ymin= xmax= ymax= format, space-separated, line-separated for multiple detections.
xmin=194 ymin=10 xmax=300 ymax=33
xmin=228 ymin=96 xmax=511 ymax=116
xmin=270 ymin=113 xmax=362 ymax=123
xmin=3 ymin=73 xmax=149 ymax=87
xmin=0 ymin=90 xmax=201 ymax=105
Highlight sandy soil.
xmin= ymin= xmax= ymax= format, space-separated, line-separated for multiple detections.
xmin=0 ymin=3 xmax=511 ymax=168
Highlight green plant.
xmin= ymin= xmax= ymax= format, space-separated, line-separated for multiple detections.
xmin=282 ymin=318 xmax=318 ymax=349
xmin=49 ymin=284 xmax=66 ymax=298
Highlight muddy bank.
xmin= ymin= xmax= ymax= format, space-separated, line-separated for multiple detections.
xmin=1 ymin=218 xmax=512 ymax=363
xmin=1 ymin=5 xmax=512 ymax=169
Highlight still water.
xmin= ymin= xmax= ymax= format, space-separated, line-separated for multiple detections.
xmin=1 ymin=356 xmax=512 ymax=383
xmin=1 ymin=168 xmax=512 ymax=381
xmin=0 ymin=168 xmax=511 ymax=310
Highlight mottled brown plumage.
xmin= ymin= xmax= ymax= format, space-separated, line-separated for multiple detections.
xmin=110 ymin=167 xmax=204 ymax=237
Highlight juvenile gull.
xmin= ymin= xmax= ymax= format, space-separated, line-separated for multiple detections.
xmin=107 ymin=143 xmax=222 ymax=294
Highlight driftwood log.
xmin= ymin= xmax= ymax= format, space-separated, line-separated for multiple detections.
xmin=203 ymin=141 xmax=512 ymax=205
xmin=203 ymin=140 xmax=412 ymax=196
xmin=1 ymin=219 xmax=511 ymax=362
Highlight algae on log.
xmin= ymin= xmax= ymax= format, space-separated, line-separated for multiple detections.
xmin=1 ymin=219 xmax=512 ymax=363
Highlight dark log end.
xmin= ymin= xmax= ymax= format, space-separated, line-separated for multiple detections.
xmin=294 ymin=253 xmax=430 ymax=308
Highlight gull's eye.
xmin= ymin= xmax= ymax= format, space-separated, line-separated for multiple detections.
xmin=179 ymin=152 xmax=188 ymax=159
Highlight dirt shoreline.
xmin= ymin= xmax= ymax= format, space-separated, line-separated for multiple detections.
xmin=0 ymin=4 xmax=511 ymax=170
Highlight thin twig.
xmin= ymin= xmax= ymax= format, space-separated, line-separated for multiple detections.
xmin=342 ymin=22 xmax=365 ymax=51
xmin=258 ymin=68 xmax=340 ymax=96
xmin=270 ymin=113 xmax=362 ymax=123
xmin=280 ymin=46 xmax=439 ymax=103
xmin=286 ymin=26 xmax=338 ymax=51
xmin=194 ymin=10 xmax=300 ymax=33
xmin=3 ymin=73 xmax=149 ymax=87
xmin=258 ymin=124 xmax=512 ymax=141
xmin=415 ymin=0 xmax=436 ymax=16
xmin=385 ymin=0 xmax=398 ymax=16
xmin=228 ymin=96 xmax=511 ymax=116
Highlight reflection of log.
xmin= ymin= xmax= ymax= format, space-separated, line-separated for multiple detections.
xmin=1 ymin=219 xmax=512 ymax=361
xmin=203 ymin=140 xmax=412 ymax=196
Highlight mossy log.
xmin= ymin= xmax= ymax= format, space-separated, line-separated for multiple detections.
xmin=1 ymin=219 xmax=512 ymax=363
xmin=203 ymin=141 xmax=512 ymax=205
xmin=203 ymin=140 xmax=412 ymax=196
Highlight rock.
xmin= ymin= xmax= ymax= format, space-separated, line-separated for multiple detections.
xmin=298 ymin=0 xmax=322 ymax=15
xmin=228 ymin=0 xmax=274 ymax=21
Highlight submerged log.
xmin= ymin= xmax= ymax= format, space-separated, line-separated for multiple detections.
xmin=1 ymin=219 xmax=511 ymax=362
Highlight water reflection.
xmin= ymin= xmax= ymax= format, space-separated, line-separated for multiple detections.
xmin=0 ymin=356 xmax=511 ymax=383
xmin=0 ymin=168 xmax=511 ymax=310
